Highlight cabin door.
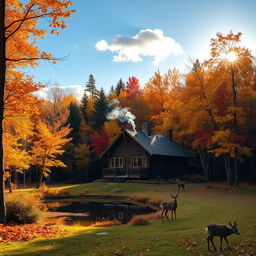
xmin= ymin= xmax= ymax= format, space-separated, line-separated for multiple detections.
xmin=124 ymin=157 xmax=132 ymax=175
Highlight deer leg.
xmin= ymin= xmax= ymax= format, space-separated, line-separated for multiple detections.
xmin=220 ymin=236 xmax=223 ymax=250
xmin=207 ymin=236 xmax=211 ymax=252
xmin=161 ymin=209 xmax=165 ymax=221
xmin=210 ymin=237 xmax=217 ymax=251
xmin=224 ymin=236 xmax=231 ymax=250
xmin=165 ymin=210 xmax=169 ymax=220
xmin=174 ymin=210 xmax=176 ymax=220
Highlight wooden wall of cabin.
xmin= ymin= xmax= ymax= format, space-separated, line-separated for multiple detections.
xmin=149 ymin=155 xmax=190 ymax=179
xmin=105 ymin=133 xmax=150 ymax=170
xmin=109 ymin=134 xmax=148 ymax=157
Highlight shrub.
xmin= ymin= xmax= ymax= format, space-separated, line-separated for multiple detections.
xmin=43 ymin=217 xmax=67 ymax=226
xmin=131 ymin=193 xmax=149 ymax=203
xmin=128 ymin=215 xmax=150 ymax=225
xmin=92 ymin=219 xmax=121 ymax=227
xmin=148 ymin=196 xmax=164 ymax=207
xmin=38 ymin=184 xmax=70 ymax=197
xmin=6 ymin=198 xmax=42 ymax=224
xmin=141 ymin=211 xmax=161 ymax=220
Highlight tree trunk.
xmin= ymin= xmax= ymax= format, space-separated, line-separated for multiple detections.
xmin=38 ymin=170 xmax=44 ymax=188
xmin=231 ymin=67 xmax=239 ymax=186
xmin=7 ymin=176 xmax=12 ymax=193
xmin=23 ymin=169 xmax=26 ymax=188
xmin=199 ymin=150 xmax=210 ymax=181
xmin=0 ymin=0 xmax=6 ymax=224
xmin=224 ymin=154 xmax=232 ymax=185
xmin=233 ymin=149 xmax=239 ymax=186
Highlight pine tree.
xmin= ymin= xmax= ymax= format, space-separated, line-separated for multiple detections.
xmin=68 ymin=103 xmax=81 ymax=144
xmin=91 ymin=88 xmax=109 ymax=133
xmin=110 ymin=85 xmax=115 ymax=95
xmin=80 ymin=92 xmax=89 ymax=123
xmin=86 ymin=74 xmax=99 ymax=99
xmin=115 ymin=79 xmax=126 ymax=96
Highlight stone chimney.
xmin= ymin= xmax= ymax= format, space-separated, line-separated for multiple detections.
xmin=142 ymin=122 xmax=151 ymax=136
xmin=166 ymin=128 xmax=173 ymax=141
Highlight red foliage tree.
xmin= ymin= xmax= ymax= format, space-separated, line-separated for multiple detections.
xmin=91 ymin=128 xmax=109 ymax=157
xmin=214 ymin=83 xmax=229 ymax=116
xmin=126 ymin=76 xmax=143 ymax=100
xmin=194 ymin=128 xmax=213 ymax=149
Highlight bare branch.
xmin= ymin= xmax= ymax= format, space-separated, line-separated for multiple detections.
xmin=6 ymin=56 xmax=61 ymax=62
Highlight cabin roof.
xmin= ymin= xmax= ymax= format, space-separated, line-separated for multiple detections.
xmin=100 ymin=129 xmax=192 ymax=158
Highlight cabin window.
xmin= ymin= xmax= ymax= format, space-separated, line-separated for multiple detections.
xmin=133 ymin=156 xmax=147 ymax=167
xmin=110 ymin=157 xmax=123 ymax=168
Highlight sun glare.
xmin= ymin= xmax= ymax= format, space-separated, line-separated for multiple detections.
xmin=225 ymin=51 xmax=237 ymax=62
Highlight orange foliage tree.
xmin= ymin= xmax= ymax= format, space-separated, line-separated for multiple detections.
xmin=0 ymin=0 xmax=74 ymax=223
xmin=31 ymin=120 xmax=71 ymax=187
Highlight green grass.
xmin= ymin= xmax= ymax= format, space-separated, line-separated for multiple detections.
xmin=2 ymin=182 xmax=256 ymax=256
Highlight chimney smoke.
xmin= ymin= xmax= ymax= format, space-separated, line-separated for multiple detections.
xmin=107 ymin=99 xmax=136 ymax=133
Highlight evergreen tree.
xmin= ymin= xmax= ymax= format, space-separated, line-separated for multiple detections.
xmin=109 ymin=85 xmax=115 ymax=95
xmin=68 ymin=102 xmax=81 ymax=143
xmin=86 ymin=74 xmax=99 ymax=99
xmin=115 ymin=78 xmax=126 ymax=96
xmin=80 ymin=92 xmax=89 ymax=123
xmin=91 ymin=88 xmax=109 ymax=132
xmin=191 ymin=59 xmax=201 ymax=72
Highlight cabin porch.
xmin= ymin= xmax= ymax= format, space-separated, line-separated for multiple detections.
xmin=103 ymin=167 xmax=149 ymax=179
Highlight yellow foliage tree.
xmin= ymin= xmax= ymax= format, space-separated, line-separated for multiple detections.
xmin=31 ymin=120 xmax=71 ymax=187
xmin=104 ymin=119 xmax=121 ymax=144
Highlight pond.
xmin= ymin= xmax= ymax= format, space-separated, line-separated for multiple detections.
xmin=44 ymin=198 xmax=156 ymax=226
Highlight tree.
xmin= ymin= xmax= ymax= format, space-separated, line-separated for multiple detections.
xmin=204 ymin=31 xmax=254 ymax=185
xmin=91 ymin=128 xmax=109 ymax=157
xmin=115 ymin=78 xmax=126 ymax=96
xmin=74 ymin=144 xmax=90 ymax=181
xmin=86 ymin=74 xmax=99 ymax=99
xmin=91 ymin=88 xmax=109 ymax=133
xmin=80 ymin=91 xmax=89 ymax=123
xmin=68 ymin=102 xmax=81 ymax=144
xmin=126 ymin=76 xmax=142 ymax=100
xmin=104 ymin=120 xmax=121 ymax=144
xmin=0 ymin=0 xmax=75 ymax=223
xmin=144 ymin=70 xmax=169 ymax=117
xmin=31 ymin=120 xmax=71 ymax=187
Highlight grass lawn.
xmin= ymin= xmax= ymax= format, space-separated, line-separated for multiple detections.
xmin=1 ymin=182 xmax=256 ymax=256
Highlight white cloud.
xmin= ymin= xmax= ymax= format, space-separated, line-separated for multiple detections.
xmin=34 ymin=85 xmax=85 ymax=102
xmin=95 ymin=29 xmax=184 ymax=65
xmin=95 ymin=40 xmax=109 ymax=51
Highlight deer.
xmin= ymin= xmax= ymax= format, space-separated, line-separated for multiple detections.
xmin=205 ymin=222 xmax=240 ymax=251
xmin=176 ymin=178 xmax=185 ymax=192
xmin=160 ymin=193 xmax=179 ymax=221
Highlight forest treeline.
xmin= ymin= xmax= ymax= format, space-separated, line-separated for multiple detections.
xmin=5 ymin=32 xmax=256 ymax=187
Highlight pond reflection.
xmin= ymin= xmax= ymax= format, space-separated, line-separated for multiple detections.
xmin=45 ymin=199 xmax=156 ymax=226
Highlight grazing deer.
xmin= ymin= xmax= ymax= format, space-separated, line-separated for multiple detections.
xmin=205 ymin=222 xmax=240 ymax=251
xmin=176 ymin=178 xmax=185 ymax=192
xmin=160 ymin=193 xmax=179 ymax=221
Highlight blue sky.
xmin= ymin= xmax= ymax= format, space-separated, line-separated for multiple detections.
xmin=25 ymin=0 xmax=256 ymax=98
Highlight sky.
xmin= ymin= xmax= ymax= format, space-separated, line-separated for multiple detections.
xmin=25 ymin=0 xmax=256 ymax=100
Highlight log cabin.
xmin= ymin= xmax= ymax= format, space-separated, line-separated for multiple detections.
xmin=100 ymin=123 xmax=192 ymax=180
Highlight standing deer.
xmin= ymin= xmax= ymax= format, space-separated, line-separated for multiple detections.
xmin=176 ymin=178 xmax=185 ymax=192
xmin=205 ymin=222 xmax=240 ymax=251
xmin=160 ymin=193 xmax=179 ymax=221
